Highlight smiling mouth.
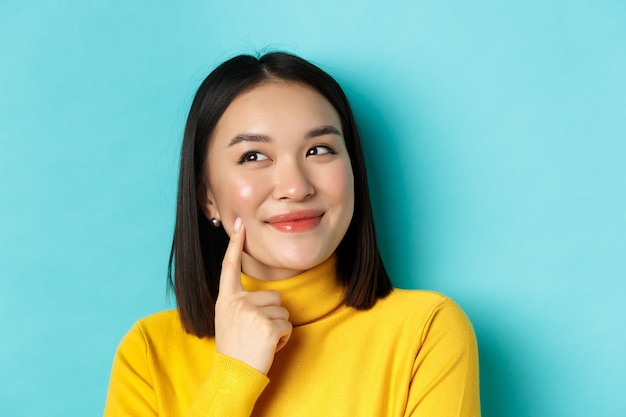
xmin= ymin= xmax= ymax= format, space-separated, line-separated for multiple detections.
xmin=266 ymin=210 xmax=324 ymax=233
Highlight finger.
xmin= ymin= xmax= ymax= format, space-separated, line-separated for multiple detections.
xmin=246 ymin=290 xmax=282 ymax=308
xmin=219 ymin=217 xmax=245 ymax=296
xmin=258 ymin=305 xmax=290 ymax=321
xmin=274 ymin=320 xmax=293 ymax=353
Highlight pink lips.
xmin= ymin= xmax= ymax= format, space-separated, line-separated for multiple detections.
xmin=266 ymin=210 xmax=324 ymax=233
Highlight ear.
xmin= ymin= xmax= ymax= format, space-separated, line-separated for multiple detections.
xmin=196 ymin=180 xmax=220 ymax=222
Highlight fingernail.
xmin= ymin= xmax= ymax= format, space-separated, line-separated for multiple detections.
xmin=233 ymin=217 xmax=242 ymax=232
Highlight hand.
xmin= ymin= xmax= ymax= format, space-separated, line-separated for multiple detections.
xmin=214 ymin=217 xmax=293 ymax=375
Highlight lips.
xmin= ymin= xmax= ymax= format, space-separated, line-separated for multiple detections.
xmin=266 ymin=210 xmax=324 ymax=233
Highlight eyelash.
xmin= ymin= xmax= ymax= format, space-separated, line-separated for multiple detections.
xmin=237 ymin=151 xmax=266 ymax=164
xmin=237 ymin=145 xmax=336 ymax=164
xmin=306 ymin=145 xmax=336 ymax=157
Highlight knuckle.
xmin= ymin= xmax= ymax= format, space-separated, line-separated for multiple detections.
xmin=267 ymin=290 xmax=281 ymax=304
xmin=284 ymin=320 xmax=293 ymax=332
xmin=274 ymin=306 xmax=289 ymax=320
xmin=256 ymin=319 xmax=275 ymax=337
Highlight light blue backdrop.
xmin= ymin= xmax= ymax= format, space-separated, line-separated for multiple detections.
xmin=1 ymin=1 xmax=624 ymax=416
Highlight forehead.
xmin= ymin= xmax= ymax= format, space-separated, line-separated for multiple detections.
xmin=212 ymin=81 xmax=342 ymax=140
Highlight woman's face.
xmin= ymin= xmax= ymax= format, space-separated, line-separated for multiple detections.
xmin=199 ymin=81 xmax=355 ymax=281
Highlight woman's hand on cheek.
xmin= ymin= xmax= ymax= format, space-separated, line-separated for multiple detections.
xmin=214 ymin=218 xmax=293 ymax=375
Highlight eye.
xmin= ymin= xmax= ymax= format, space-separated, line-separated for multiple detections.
xmin=306 ymin=145 xmax=335 ymax=157
xmin=237 ymin=151 xmax=269 ymax=164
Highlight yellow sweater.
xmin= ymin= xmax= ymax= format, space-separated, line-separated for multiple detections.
xmin=104 ymin=257 xmax=480 ymax=416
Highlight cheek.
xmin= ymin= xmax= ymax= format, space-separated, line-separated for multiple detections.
xmin=215 ymin=176 xmax=261 ymax=216
xmin=325 ymin=163 xmax=355 ymax=206
xmin=236 ymin=181 xmax=254 ymax=200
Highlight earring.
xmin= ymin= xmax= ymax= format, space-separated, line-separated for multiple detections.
xmin=210 ymin=218 xmax=221 ymax=228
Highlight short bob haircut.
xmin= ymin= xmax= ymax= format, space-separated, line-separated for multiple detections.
xmin=168 ymin=52 xmax=392 ymax=338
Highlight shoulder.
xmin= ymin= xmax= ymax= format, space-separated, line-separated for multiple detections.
xmin=382 ymin=288 xmax=448 ymax=307
xmin=377 ymin=289 xmax=461 ymax=319
xmin=375 ymin=289 xmax=476 ymax=343
xmin=134 ymin=309 xmax=181 ymax=332
xmin=116 ymin=310 xmax=189 ymax=353
xmin=123 ymin=310 xmax=181 ymax=336
xmin=112 ymin=309 xmax=216 ymax=375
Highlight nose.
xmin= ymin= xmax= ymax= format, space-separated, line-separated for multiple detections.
xmin=272 ymin=158 xmax=315 ymax=201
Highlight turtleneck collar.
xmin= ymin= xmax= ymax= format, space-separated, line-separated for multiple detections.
xmin=240 ymin=255 xmax=345 ymax=326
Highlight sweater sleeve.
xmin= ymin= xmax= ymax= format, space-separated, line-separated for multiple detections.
xmin=185 ymin=353 xmax=270 ymax=416
xmin=103 ymin=322 xmax=269 ymax=417
xmin=404 ymin=299 xmax=481 ymax=417
xmin=104 ymin=323 xmax=158 ymax=416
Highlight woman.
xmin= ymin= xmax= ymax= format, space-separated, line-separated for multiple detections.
xmin=104 ymin=52 xmax=480 ymax=416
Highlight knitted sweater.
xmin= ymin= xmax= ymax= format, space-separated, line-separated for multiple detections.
xmin=104 ymin=257 xmax=480 ymax=416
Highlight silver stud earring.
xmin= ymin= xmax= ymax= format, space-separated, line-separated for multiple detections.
xmin=210 ymin=218 xmax=221 ymax=228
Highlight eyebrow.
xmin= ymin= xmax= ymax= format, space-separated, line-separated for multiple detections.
xmin=228 ymin=133 xmax=271 ymax=147
xmin=227 ymin=125 xmax=342 ymax=147
xmin=305 ymin=125 xmax=342 ymax=139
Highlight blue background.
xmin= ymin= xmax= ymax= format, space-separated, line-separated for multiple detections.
xmin=1 ymin=1 xmax=625 ymax=416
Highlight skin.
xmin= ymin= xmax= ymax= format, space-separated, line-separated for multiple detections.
xmin=197 ymin=81 xmax=355 ymax=374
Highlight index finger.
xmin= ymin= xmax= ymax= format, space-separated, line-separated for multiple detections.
xmin=219 ymin=217 xmax=245 ymax=296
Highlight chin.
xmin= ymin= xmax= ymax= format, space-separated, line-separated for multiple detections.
xmin=273 ymin=249 xmax=331 ymax=270
xmin=244 ymin=246 xmax=334 ymax=279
